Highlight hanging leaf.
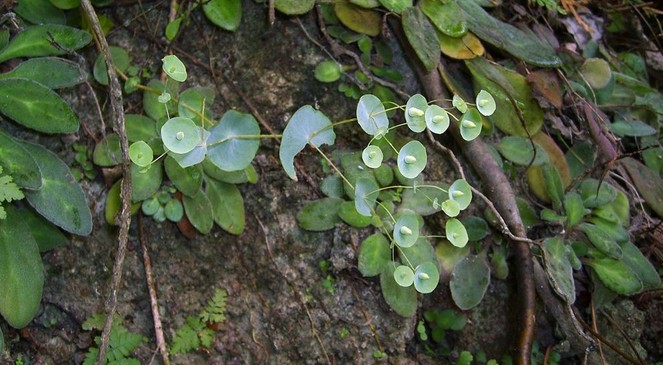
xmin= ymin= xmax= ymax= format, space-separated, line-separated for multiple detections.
xmin=425 ymin=104 xmax=450 ymax=134
xmin=338 ymin=201 xmax=372 ymax=228
xmin=131 ymin=162 xmax=163 ymax=202
xmin=542 ymin=237 xmax=575 ymax=304
xmin=438 ymin=31 xmax=484 ymax=60
xmin=402 ymin=7 xmax=440 ymax=72
xmin=205 ymin=178 xmax=244 ymax=235
xmin=419 ymin=0 xmax=466 ymax=37
xmin=450 ymin=254 xmax=490 ymax=310
xmin=0 ymin=131 xmax=41 ymax=190
xmin=93 ymin=46 xmax=130 ymax=86
xmin=20 ymin=142 xmax=92 ymax=235
xmin=456 ymin=1 xmax=560 ymax=67
xmin=405 ymin=94 xmax=428 ymax=133
xmin=0 ymin=78 xmax=78 ymax=134
xmin=334 ymin=2 xmax=382 ymax=37
xmin=0 ymin=206 xmax=44 ymax=328
xmin=203 ymin=0 xmax=242 ymax=32
xmin=280 ymin=105 xmax=335 ymax=181
xmin=393 ymin=212 xmax=420 ymax=248
xmin=466 ymin=58 xmax=544 ymax=136
xmin=397 ymin=141 xmax=427 ymax=179
xmin=208 ymin=110 xmax=260 ymax=172
xmin=0 ymin=24 xmax=91 ymax=63
xmin=274 ymin=0 xmax=315 ymax=15
xmin=0 ymin=57 xmax=86 ymax=89
xmin=587 ymin=255 xmax=643 ymax=295
xmin=164 ymin=156 xmax=203 ymax=197
xmin=296 ymin=197 xmax=343 ymax=231
xmin=380 ymin=262 xmax=418 ymax=317
xmin=414 ymin=261 xmax=439 ymax=294
xmin=497 ymin=136 xmax=548 ymax=166
xmin=356 ymin=94 xmax=389 ymax=136
xmin=358 ymin=233 xmax=390 ymax=277
xmin=354 ymin=176 xmax=379 ymax=216
xmin=183 ymin=191 xmax=214 ymax=234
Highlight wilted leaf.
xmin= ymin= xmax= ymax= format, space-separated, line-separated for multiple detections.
xmin=438 ymin=31 xmax=483 ymax=60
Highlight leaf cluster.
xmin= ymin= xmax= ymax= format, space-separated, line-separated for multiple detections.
xmin=170 ymin=289 xmax=227 ymax=355
xmin=82 ymin=314 xmax=146 ymax=365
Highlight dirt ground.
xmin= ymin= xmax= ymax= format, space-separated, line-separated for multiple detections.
xmin=1 ymin=1 xmax=662 ymax=365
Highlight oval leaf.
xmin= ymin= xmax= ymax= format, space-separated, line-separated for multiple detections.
xmin=543 ymin=237 xmax=575 ymax=304
xmin=381 ymin=262 xmax=418 ymax=317
xmin=274 ymin=0 xmax=315 ymax=15
xmin=354 ymin=176 xmax=379 ymax=216
xmin=393 ymin=212 xmax=420 ymax=248
xmin=358 ymin=233 xmax=390 ymax=277
xmin=20 ymin=141 xmax=92 ymax=235
xmin=497 ymin=136 xmax=548 ymax=166
xmin=394 ymin=265 xmax=415 ymax=287
xmin=0 ymin=24 xmax=91 ymax=63
xmin=459 ymin=108 xmax=482 ymax=141
xmin=183 ymin=191 xmax=214 ymax=234
xmin=0 ymin=131 xmax=42 ymax=190
xmin=420 ymin=0 xmax=467 ymax=37
xmin=450 ymin=255 xmax=490 ymax=310
xmin=0 ymin=57 xmax=86 ymax=89
xmin=587 ymin=256 xmax=643 ymax=295
xmin=425 ymin=104 xmax=449 ymax=134
xmin=205 ymin=178 xmax=245 ymax=235
xmin=0 ymin=78 xmax=78 ymax=134
xmin=335 ymin=2 xmax=381 ymax=36
xmin=296 ymin=197 xmax=343 ymax=231
xmin=414 ymin=261 xmax=439 ymax=294
xmin=203 ymin=0 xmax=242 ymax=32
xmin=164 ymin=155 xmax=203 ymax=197
xmin=446 ymin=218 xmax=468 ymax=248
xmin=405 ymin=94 xmax=428 ymax=133
xmin=131 ymin=162 xmax=163 ymax=202
xmin=338 ymin=200 xmax=372 ymax=228
xmin=402 ymin=7 xmax=440 ymax=72
xmin=356 ymin=94 xmax=389 ymax=136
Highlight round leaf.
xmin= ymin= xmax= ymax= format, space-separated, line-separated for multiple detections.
xmin=393 ymin=213 xmax=420 ymax=248
xmin=338 ymin=201 xmax=372 ymax=228
xmin=414 ymin=261 xmax=439 ymax=294
xmin=394 ymin=265 xmax=415 ymax=287
xmin=129 ymin=141 xmax=153 ymax=167
xmin=142 ymin=197 xmax=160 ymax=216
xmin=358 ymin=233 xmax=390 ymax=277
xmin=315 ymin=60 xmax=342 ymax=83
xmin=362 ymin=145 xmax=383 ymax=168
xmin=397 ymin=140 xmax=427 ymax=179
xmin=164 ymin=199 xmax=184 ymax=222
xmin=440 ymin=199 xmax=460 ymax=217
xmin=450 ymin=255 xmax=490 ymax=310
xmin=425 ymin=104 xmax=449 ymax=134
xmin=448 ymin=179 xmax=472 ymax=210
xmin=475 ymin=90 xmax=496 ymax=116
xmin=162 ymin=55 xmax=187 ymax=82
xmin=446 ymin=218 xmax=468 ymax=248
xmin=161 ymin=117 xmax=201 ymax=154
xmin=459 ymin=108 xmax=482 ymax=141
xmin=356 ymin=94 xmax=389 ymax=136
xmin=579 ymin=58 xmax=612 ymax=90
xmin=380 ymin=262 xmax=417 ymax=317
xmin=452 ymin=94 xmax=468 ymax=113
xmin=296 ymin=198 xmax=343 ymax=231
xmin=207 ymin=110 xmax=260 ymax=171
xmin=405 ymin=94 xmax=428 ymax=133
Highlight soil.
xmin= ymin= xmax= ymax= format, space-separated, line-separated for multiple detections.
xmin=1 ymin=2 xmax=662 ymax=365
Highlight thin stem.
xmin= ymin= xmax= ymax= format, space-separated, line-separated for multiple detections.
xmin=311 ymin=144 xmax=354 ymax=190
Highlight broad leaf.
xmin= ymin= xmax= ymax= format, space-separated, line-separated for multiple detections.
xmin=0 ymin=78 xmax=78 ymax=134
xmin=15 ymin=0 xmax=66 ymax=25
xmin=0 ymin=131 xmax=41 ymax=190
xmin=125 ymin=114 xmax=158 ymax=143
xmin=0 ymin=24 xmax=91 ymax=63
xmin=17 ymin=207 xmax=67 ymax=252
xmin=419 ymin=0 xmax=466 ymax=37
xmin=296 ymin=197 xmax=343 ymax=231
xmin=203 ymin=0 xmax=242 ymax=32
xmin=164 ymin=156 xmax=203 ymax=197
xmin=543 ymin=237 xmax=575 ymax=304
xmin=381 ymin=262 xmax=418 ymax=317
xmin=0 ymin=206 xmax=44 ymax=328
xmin=93 ymin=133 xmax=122 ymax=167
xmin=622 ymin=157 xmax=663 ymax=219
xmin=450 ymin=254 xmax=490 ymax=310
xmin=280 ymin=105 xmax=335 ymax=181
xmin=587 ymin=255 xmax=643 ymax=295
xmin=579 ymin=179 xmax=617 ymax=208
xmin=378 ymin=0 xmax=411 ymax=13
xmin=20 ymin=142 xmax=91 ymax=235
xmin=0 ymin=57 xmax=86 ymax=89
xmin=402 ymin=7 xmax=440 ymax=72
xmin=359 ymin=233 xmax=390 ymax=277
xmin=93 ymin=46 xmax=130 ymax=86
xmin=457 ymin=0 xmax=560 ymax=67
xmin=620 ymin=241 xmax=661 ymax=289
xmin=207 ymin=110 xmax=260 ymax=172
xmin=497 ymin=136 xmax=548 ymax=166
xmin=205 ymin=178 xmax=244 ymax=235
xmin=338 ymin=201 xmax=372 ymax=228
xmin=131 ymin=162 xmax=163 ymax=202
xmin=183 ymin=191 xmax=214 ymax=234
xmin=334 ymin=2 xmax=381 ymax=36
xmin=438 ymin=31 xmax=484 ymax=60
xmin=579 ymin=223 xmax=622 ymax=259
xmin=354 ymin=176 xmax=379 ymax=216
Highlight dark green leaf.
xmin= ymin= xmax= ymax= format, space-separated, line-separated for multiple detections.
xmin=203 ymin=0 xmax=241 ymax=31
xmin=0 ymin=57 xmax=86 ymax=88
xmin=402 ymin=7 xmax=440 ymax=72
xmin=450 ymin=254 xmax=490 ymax=310
xmin=579 ymin=179 xmax=617 ymax=208
xmin=358 ymin=233 xmax=390 ymax=277
xmin=15 ymin=0 xmax=66 ymax=25
xmin=579 ymin=223 xmax=622 ymax=259
xmin=338 ymin=201 xmax=372 ymax=228
xmin=164 ymin=156 xmax=203 ymax=197
xmin=125 ymin=114 xmax=158 ymax=143
xmin=0 ymin=78 xmax=78 ymax=133
xmin=205 ymin=178 xmax=245 ymax=235
xmin=0 ymin=25 xmax=91 ymax=63
xmin=20 ymin=142 xmax=92 ymax=235
xmin=131 ymin=162 xmax=163 ymax=202
xmin=542 ymin=237 xmax=575 ymax=303
xmin=460 ymin=216 xmax=488 ymax=242
xmin=0 ymin=205 xmax=44 ymax=328
xmin=296 ymin=197 xmax=343 ymax=231
xmin=93 ymin=46 xmax=130 ymax=86
xmin=183 ymin=191 xmax=214 ymax=234
xmin=0 ymin=131 xmax=42 ymax=190
xmin=496 ymin=136 xmax=548 ymax=166
xmin=381 ymin=262 xmax=418 ymax=317
xmin=565 ymin=141 xmax=596 ymax=179
xmin=16 ymin=207 xmax=67 ymax=252
xmin=541 ymin=163 xmax=564 ymax=210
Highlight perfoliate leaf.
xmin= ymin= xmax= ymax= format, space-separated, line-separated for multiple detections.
xmin=207 ymin=110 xmax=260 ymax=172
xmin=356 ymin=94 xmax=389 ymax=136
